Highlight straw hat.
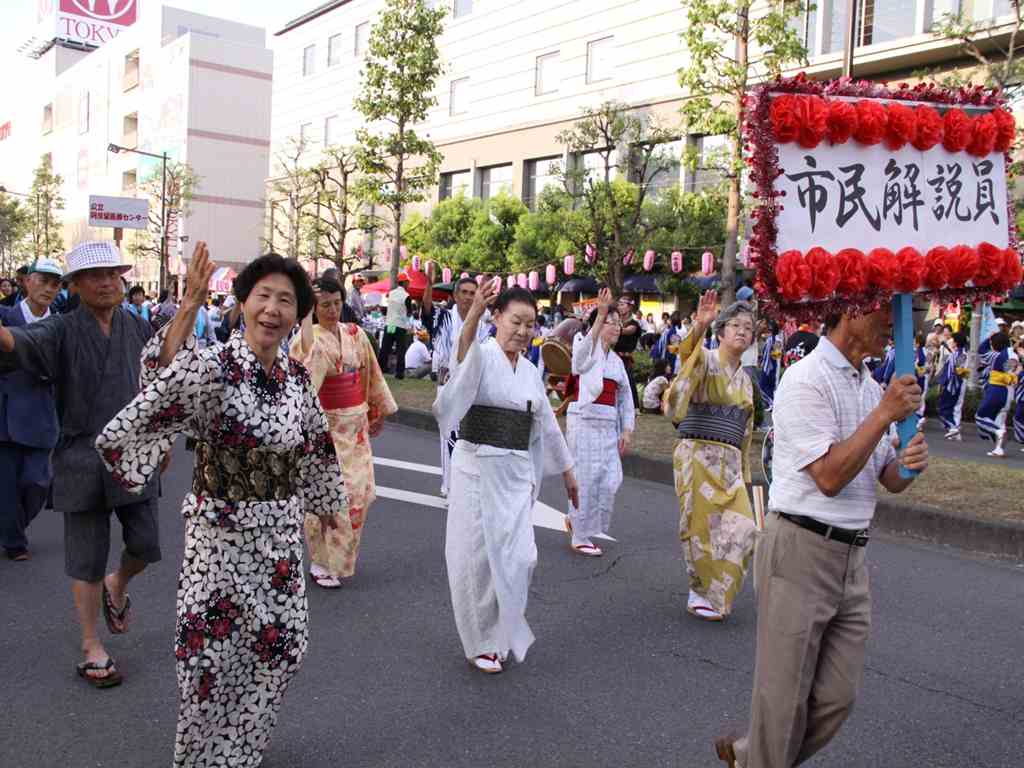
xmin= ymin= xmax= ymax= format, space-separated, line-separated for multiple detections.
xmin=63 ymin=241 xmax=132 ymax=278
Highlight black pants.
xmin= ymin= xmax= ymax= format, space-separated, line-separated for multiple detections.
xmin=0 ymin=442 xmax=49 ymax=556
xmin=379 ymin=328 xmax=409 ymax=378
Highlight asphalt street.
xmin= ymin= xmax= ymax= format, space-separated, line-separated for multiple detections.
xmin=2 ymin=424 xmax=1022 ymax=768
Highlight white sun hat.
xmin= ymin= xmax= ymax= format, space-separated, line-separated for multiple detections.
xmin=64 ymin=241 xmax=132 ymax=278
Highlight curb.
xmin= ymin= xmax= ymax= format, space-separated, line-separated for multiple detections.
xmin=385 ymin=407 xmax=1024 ymax=559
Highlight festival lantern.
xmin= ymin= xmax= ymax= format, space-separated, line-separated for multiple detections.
xmin=701 ymin=250 xmax=714 ymax=275
xmin=623 ymin=248 xmax=635 ymax=266
xmin=507 ymin=274 xmax=516 ymax=288
xmin=671 ymin=250 xmax=684 ymax=273
xmin=564 ymin=254 xmax=576 ymax=275
xmin=461 ymin=271 xmax=469 ymax=279
xmin=751 ymin=77 xmax=1019 ymax=479
xmin=412 ymin=255 xmax=421 ymax=271
xmin=517 ymin=273 xmax=528 ymax=289
xmin=529 ymin=271 xmax=540 ymax=291
xmin=585 ymin=243 xmax=597 ymax=264
xmin=400 ymin=245 xmax=408 ymax=261
xmin=546 ymin=264 xmax=557 ymax=285
xmin=643 ymin=249 xmax=656 ymax=271
xmin=442 ymin=267 xmax=452 ymax=283
xmin=475 ymin=274 xmax=484 ymax=286
xmin=425 ymin=260 xmax=434 ymax=277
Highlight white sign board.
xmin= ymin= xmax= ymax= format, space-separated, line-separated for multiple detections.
xmin=89 ymin=195 xmax=149 ymax=230
xmin=36 ymin=0 xmax=139 ymax=49
xmin=774 ymin=141 xmax=1009 ymax=253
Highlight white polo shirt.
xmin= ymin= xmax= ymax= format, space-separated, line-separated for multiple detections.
xmin=768 ymin=336 xmax=896 ymax=530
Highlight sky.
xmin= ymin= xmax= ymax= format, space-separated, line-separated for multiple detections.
xmin=0 ymin=0 xmax=316 ymax=114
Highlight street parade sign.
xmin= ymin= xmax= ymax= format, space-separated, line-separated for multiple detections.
xmin=746 ymin=75 xmax=1023 ymax=476
xmin=88 ymin=195 xmax=149 ymax=230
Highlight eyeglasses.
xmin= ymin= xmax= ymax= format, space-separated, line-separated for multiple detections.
xmin=725 ymin=321 xmax=754 ymax=334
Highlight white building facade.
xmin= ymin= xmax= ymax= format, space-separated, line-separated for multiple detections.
xmin=0 ymin=2 xmax=274 ymax=289
xmin=269 ymin=0 xmax=1020 ymax=240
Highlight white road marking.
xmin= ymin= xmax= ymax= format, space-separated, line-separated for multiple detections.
xmin=373 ymin=455 xmax=615 ymax=541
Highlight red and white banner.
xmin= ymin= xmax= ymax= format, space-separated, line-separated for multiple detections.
xmin=41 ymin=0 xmax=139 ymax=48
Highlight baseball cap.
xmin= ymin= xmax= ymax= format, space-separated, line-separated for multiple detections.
xmin=30 ymin=258 xmax=63 ymax=278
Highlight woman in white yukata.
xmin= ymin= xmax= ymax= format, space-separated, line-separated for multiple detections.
xmin=564 ymin=287 xmax=634 ymax=556
xmin=434 ymin=281 xmax=579 ymax=675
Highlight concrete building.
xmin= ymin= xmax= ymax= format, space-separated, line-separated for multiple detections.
xmin=269 ymin=0 xmax=1020 ymax=257
xmin=0 ymin=2 xmax=273 ymax=290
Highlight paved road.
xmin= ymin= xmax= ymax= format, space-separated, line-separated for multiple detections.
xmin=2 ymin=424 xmax=1022 ymax=768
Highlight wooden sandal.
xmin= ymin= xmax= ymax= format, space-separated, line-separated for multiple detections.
xmin=102 ymin=584 xmax=132 ymax=635
xmin=77 ymin=658 xmax=123 ymax=689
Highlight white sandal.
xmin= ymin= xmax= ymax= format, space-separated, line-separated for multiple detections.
xmin=469 ymin=654 xmax=503 ymax=674
xmin=310 ymin=570 xmax=343 ymax=589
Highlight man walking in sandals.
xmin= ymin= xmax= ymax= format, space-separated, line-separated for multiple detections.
xmin=0 ymin=242 xmax=162 ymax=688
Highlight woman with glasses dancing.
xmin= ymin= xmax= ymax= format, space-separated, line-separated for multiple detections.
xmin=664 ymin=291 xmax=757 ymax=622
xmin=564 ymin=288 xmax=634 ymax=556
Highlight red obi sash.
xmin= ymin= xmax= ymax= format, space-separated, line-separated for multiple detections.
xmin=566 ymin=375 xmax=618 ymax=406
xmin=319 ymin=371 xmax=364 ymax=410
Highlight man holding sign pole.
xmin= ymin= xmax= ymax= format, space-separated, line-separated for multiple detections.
xmin=716 ymin=306 xmax=929 ymax=768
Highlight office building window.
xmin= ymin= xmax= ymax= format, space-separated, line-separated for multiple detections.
xmin=300 ymin=122 xmax=314 ymax=148
xmin=122 ymin=112 xmax=138 ymax=148
xmin=994 ymin=0 xmax=1013 ymax=14
xmin=454 ymin=0 xmax=473 ymax=18
xmin=78 ymin=90 xmax=90 ymax=134
xmin=925 ymin=0 xmax=961 ymax=29
xmin=439 ymin=169 xmax=472 ymax=200
xmin=42 ymin=104 xmax=53 ymax=134
xmin=303 ymin=44 xmax=316 ymax=76
xmin=587 ymin=36 xmax=614 ymax=83
xmin=785 ymin=0 xmax=819 ymax=56
xmin=636 ymin=139 xmax=683 ymax=200
xmin=580 ymin=149 xmax=617 ymax=183
xmin=122 ymin=169 xmax=137 ymax=195
xmin=123 ymin=49 xmax=140 ymax=91
xmin=857 ymin=0 xmax=916 ymax=45
xmin=77 ymin=148 xmax=89 ymax=190
xmin=328 ymin=34 xmax=342 ymax=66
xmin=324 ymin=115 xmax=339 ymax=146
xmin=690 ymin=135 xmax=729 ymax=192
xmin=535 ymin=52 xmax=560 ymax=96
xmin=450 ymin=77 xmax=469 ymax=116
xmin=524 ymin=156 xmax=562 ymax=209
xmin=480 ymin=164 xmax=513 ymax=200
xmin=354 ymin=22 xmax=369 ymax=55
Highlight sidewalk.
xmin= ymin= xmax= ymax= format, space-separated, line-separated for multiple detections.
xmin=383 ymin=377 xmax=1024 ymax=560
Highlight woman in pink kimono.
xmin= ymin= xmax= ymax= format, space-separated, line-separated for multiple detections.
xmin=289 ymin=276 xmax=397 ymax=588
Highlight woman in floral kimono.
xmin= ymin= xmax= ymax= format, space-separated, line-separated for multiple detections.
xmin=97 ymin=246 xmax=346 ymax=768
xmin=564 ymin=287 xmax=634 ymax=556
xmin=665 ymin=290 xmax=756 ymax=622
xmin=289 ymin=276 xmax=397 ymax=588
xmin=434 ymin=282 xmax=578 ymax=674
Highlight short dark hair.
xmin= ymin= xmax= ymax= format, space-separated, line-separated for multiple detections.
xmin=312 ymin=276 xmax=346 ymax=303
xmin=128 ymin=285 xmax=145 ymax=300
xmin=953 ymin=332 xmax=968 ymax=348
xmin=585 ymin=304 xmax=619 ymax=330
xmin=990 ymin=331 xmax=1011 ymax=352
xmin=15 ymin=265 xmax=29 ymax=276
xmin=824 ymin=314 xmax=841 ymax=331
xmin=494 ymin=286 xmax=537 ymax=315
xmin=235 ymin=253 xmax=315 ymax=320
xmin=453 ymin=276 xmax=477 ymax=292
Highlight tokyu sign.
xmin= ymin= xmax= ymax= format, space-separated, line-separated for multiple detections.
xmin=38 ymin=0 xmax=139 ymax=47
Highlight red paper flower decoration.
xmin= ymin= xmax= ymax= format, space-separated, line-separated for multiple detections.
xmin=992 ymin=108 xmax=1016 ymax=153
xmin=975 ymin=241 xmax=1004 ymax=287
xmin=923 ymin=246 xmax=950 ymax=290
xmin=1000 ymin=247 xmax=1023 ymax=292
xmin=867 ymin=248 xmax=900 ymax=290
xmin=806 ymin=246 xmax=840 ymax=300
xmin=835 ymin=248 xmax=869 ymax=294
xmin=913 ymin=106 xmax=944 ymax=151
xmin=894 ymin=247 xmax=926 ymax=292
xmin=942 ymin=109 xmax=972 ymax=153
xmin=885 ymin=103 xmax=917 ymax=151
xmin=967 ymin=112 xmax=997 ymax=157
xmin=776 ymin=249 xmax=812 ymax=301
xmin=946 ymin=245 xmax=979 ymax=287
xmin=798 ymin=96 xmax=829 ymax=149
xmin=827 ymin=100 xmax=858 ymax=145
xmin=769 ymin=95 xmax=802 ymax=144
xmin=853 ymin=100 xmax=887 ymax=146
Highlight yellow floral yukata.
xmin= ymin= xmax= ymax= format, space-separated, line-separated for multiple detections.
xmin=290 ymin=323 xmax=397 ymax=578
xmin=664 ymin=329 xmax=756 ymax=616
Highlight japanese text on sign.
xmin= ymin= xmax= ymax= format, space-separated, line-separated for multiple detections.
xmin=774 ymin=141 xmax=1009 ymax=253
xmin=88 ymin=195 xmax=150 ymax=231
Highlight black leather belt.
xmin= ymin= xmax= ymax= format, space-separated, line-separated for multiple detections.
xmin=776 ymin=512 xmax=870 ymax=547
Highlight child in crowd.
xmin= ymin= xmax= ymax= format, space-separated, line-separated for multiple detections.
xmin=641 ymin=360 xmax=672 ymax=414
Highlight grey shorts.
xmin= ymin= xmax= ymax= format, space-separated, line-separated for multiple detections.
xmin=63 ymin=498 xmax=162 ymax=582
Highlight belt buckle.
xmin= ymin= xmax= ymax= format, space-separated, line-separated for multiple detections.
xmin=853 ymin=531 xmax=870 ymax=547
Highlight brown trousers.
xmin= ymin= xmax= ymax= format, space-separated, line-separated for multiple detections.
xmin=734 ymin=513 xmax=871 ymax=768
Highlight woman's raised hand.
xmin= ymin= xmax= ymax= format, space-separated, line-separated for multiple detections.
xmin=183 ymin=242 xmax=215 ymax=311
xmin=695 ymin=289 xmax=718 ymax=328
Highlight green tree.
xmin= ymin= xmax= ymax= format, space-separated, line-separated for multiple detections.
xmin=354 ymin=0 xmax=447 ymax=289
xmin=678 ymin=0 xmax=808 ymax=305
xmin=646 ymin=187 xmax=729 ymax=303
xmin=0 ymin=193 xmax=32 ymax=275
xmin=554 ymin=101 xmax=679 ymax=294
xmin=510 ymin=187 xmax=577 ymax=272
xmin=28 ymin=154 xmax=65 ymax=260
xmin=266 ymin=137 xmax=318 ymax=261
xmin=128 ymin=160 xmax=198 ymax=290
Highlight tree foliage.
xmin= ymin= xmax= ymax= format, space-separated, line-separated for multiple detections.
xmin=267 ymin=137 xmax=318 ymax=261
xmin=678 ymin=0 xmax=808 ymax=304
xmin=0 ymin=193 xmax=32 ymax=275
xmin=127 ymin=160 xmax=197 ymax=290
xmin=354 ymin=0 xmax=447 ymax=287
xmin=28 ymin=154 xmax=66 ymax=260
xmin=412 ymin=193 xmax=529 ymax=274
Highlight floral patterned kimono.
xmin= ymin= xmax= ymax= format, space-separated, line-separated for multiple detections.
xmin=96 ymin=329 xmax=346 ymax=768
xmin=289 ymin=323 xmax=396 ymax=578
xmin=664 ymin=327 xmax=756 ymax=617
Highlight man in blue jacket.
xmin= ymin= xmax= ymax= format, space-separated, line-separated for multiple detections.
xmin=0 ymin=258 xmax=63 ymax=560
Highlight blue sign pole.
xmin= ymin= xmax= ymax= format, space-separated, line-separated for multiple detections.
xmin=891 ymin=292 xmax=919 ymax=479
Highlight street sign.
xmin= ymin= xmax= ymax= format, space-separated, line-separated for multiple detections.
xmin=88 ymin=195 xmax=149 ymax=230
